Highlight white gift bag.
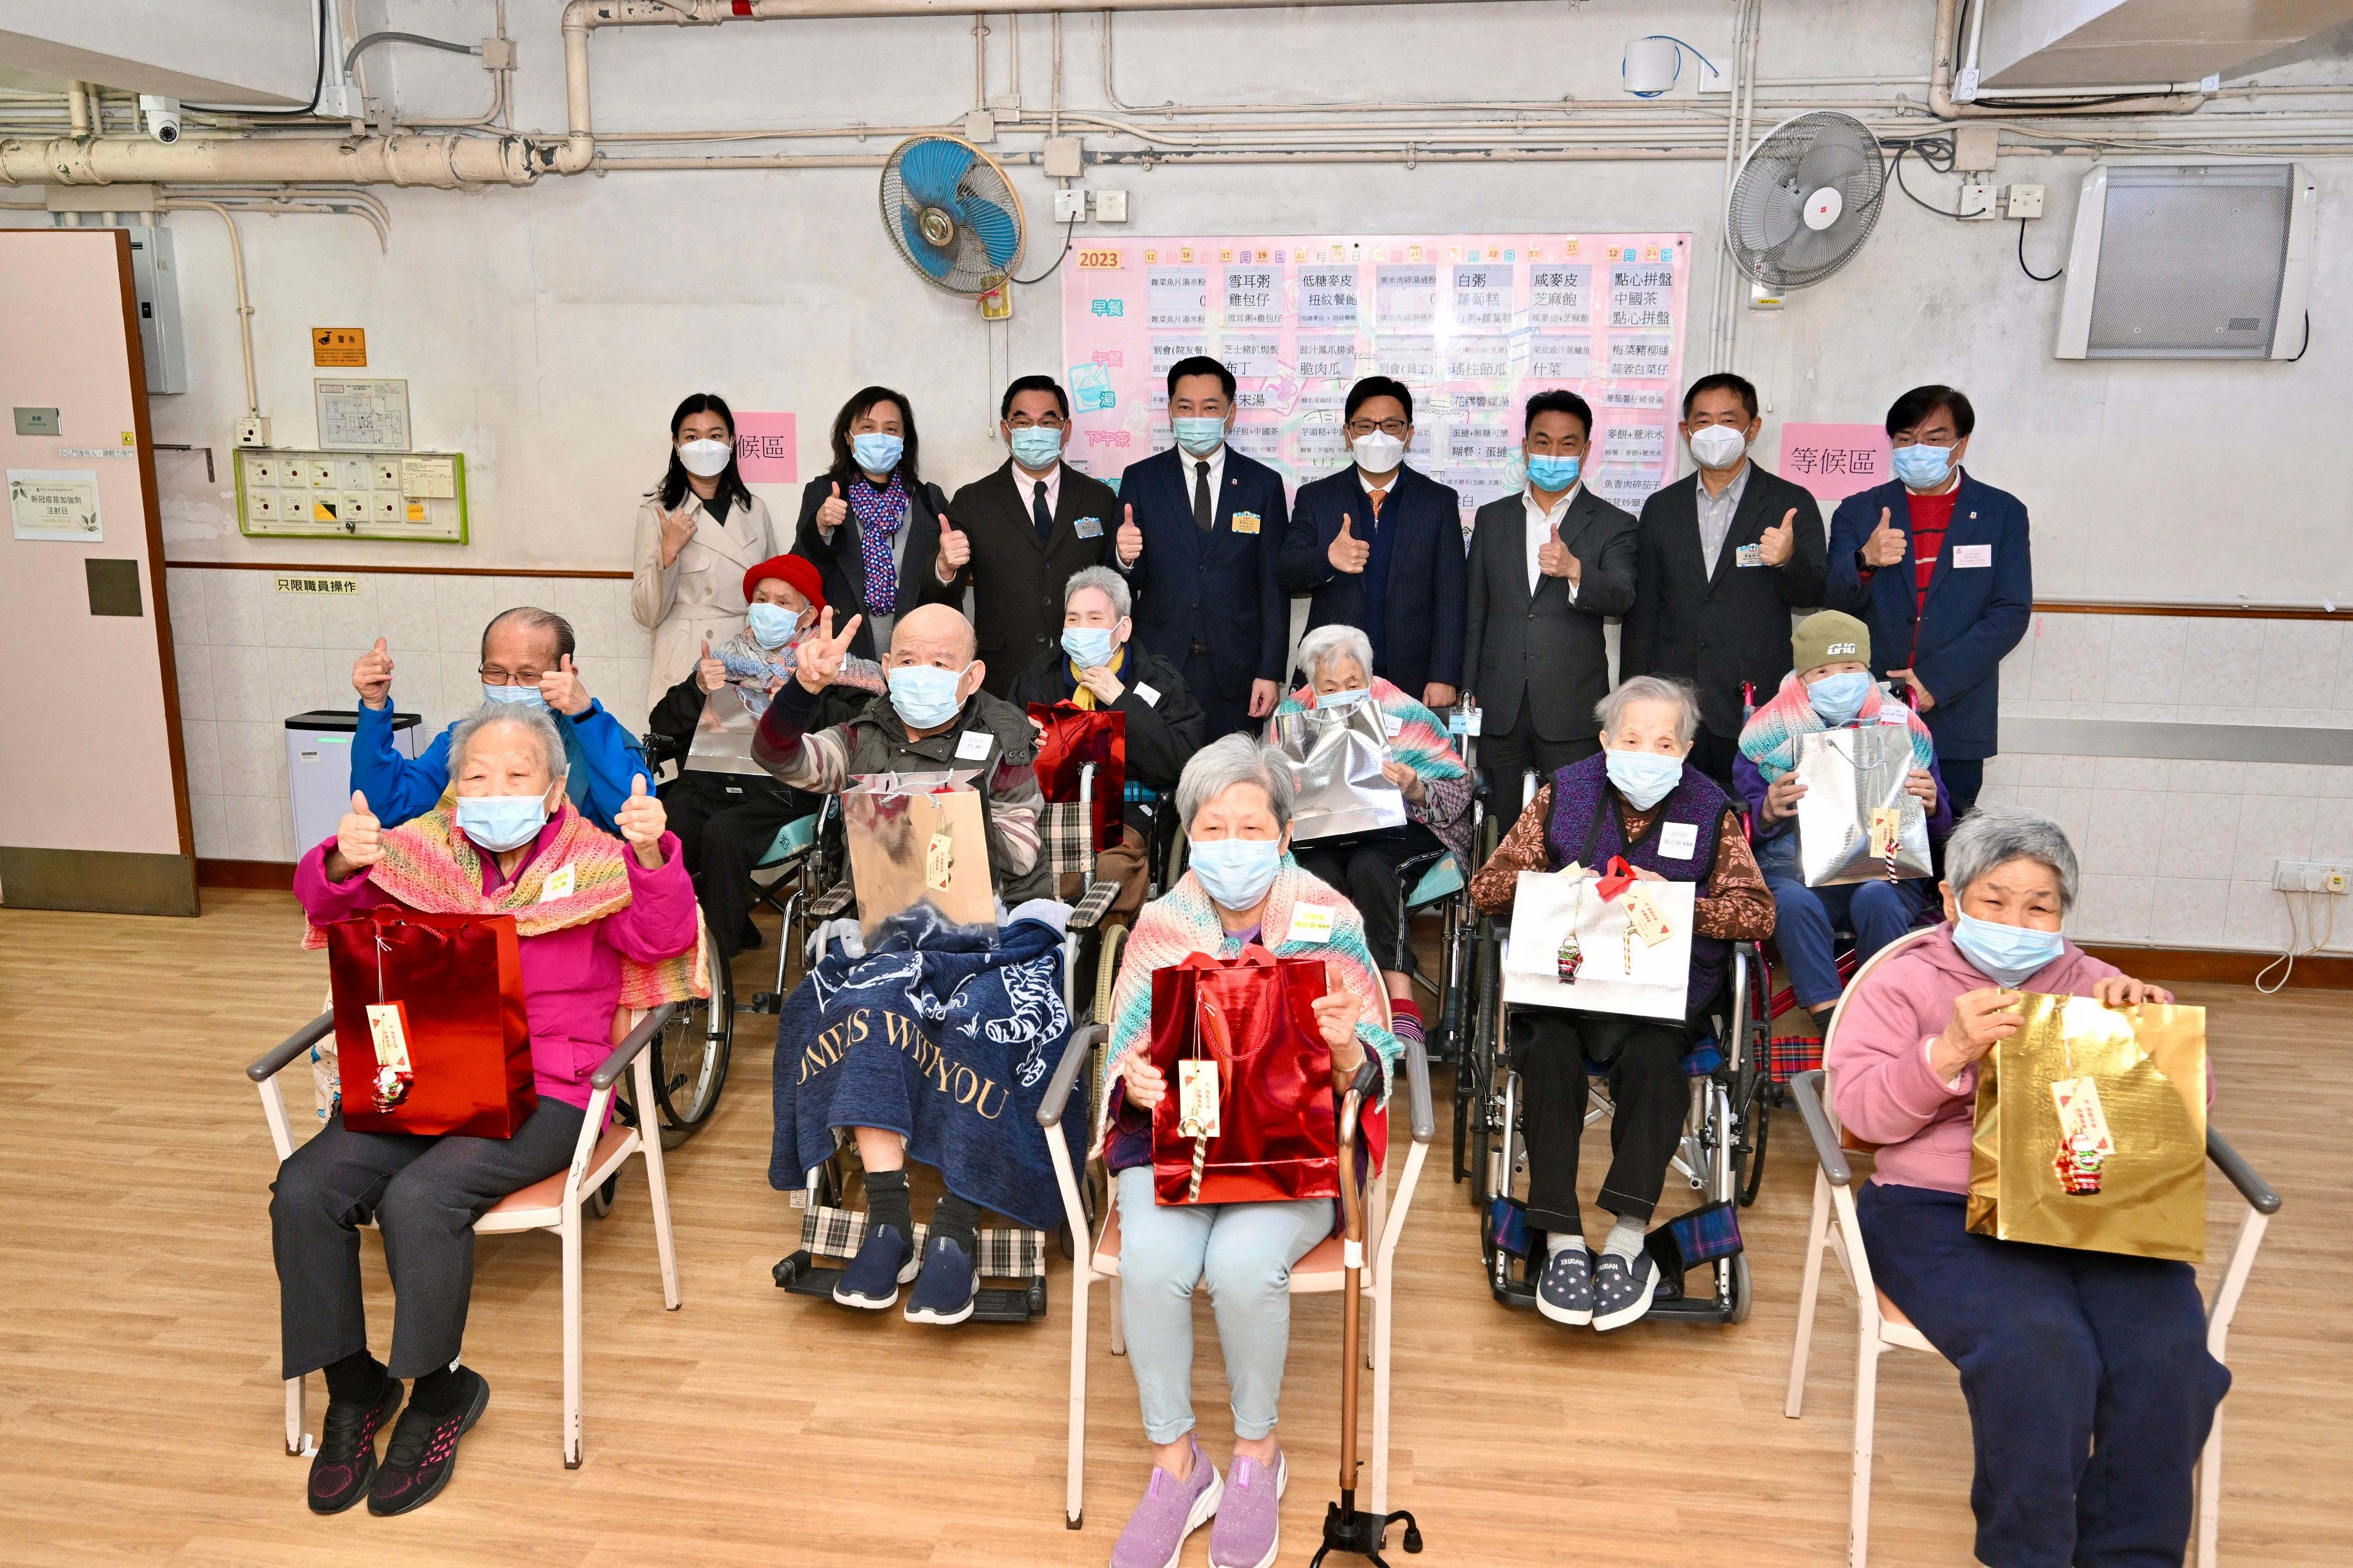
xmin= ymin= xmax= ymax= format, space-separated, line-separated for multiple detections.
xmin=1501 ymin=868 xmax=1696 ymax=1020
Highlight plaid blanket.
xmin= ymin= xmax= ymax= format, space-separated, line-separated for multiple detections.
xmin=770 ymin=903 xmax=1081 ymax=1230
xmin=797 ymin=1204 xmax=1045 ymax=1279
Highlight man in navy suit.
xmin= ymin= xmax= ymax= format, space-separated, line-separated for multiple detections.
xmin=1278 ymin=375 xmax=1465 ymax=708
xmin=1115 ymin=355 xmax=1289 ymax=740
xmin=1824 ymin=385 xmax=2031 ymax=816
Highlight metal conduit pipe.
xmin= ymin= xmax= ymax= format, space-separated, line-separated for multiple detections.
xmin=165 ymin=200 xmax=261 ymax=416
xmin=1 ymin=131 xmax=541 ymax=186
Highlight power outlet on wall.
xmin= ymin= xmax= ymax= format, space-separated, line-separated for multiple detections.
xmin=1958 ymin=183 xmax=1998 ymax=221
xmin=2272 ymin=860 xmax=2351 ymax=893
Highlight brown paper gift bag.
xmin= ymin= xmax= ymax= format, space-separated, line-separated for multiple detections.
xmin=841 ymin=770 xmax=998 ymax=940
xmin=1967 ymin=993 xmax=2208 ymax=1263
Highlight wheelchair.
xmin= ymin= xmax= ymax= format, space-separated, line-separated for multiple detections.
xmin=1399 ymin=698 xmax=1487 ymax=1067
xmin=1453 ymin=773 xmax=1774 ymax=1322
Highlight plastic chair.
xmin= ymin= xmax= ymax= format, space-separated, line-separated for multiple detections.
xmin=1038 ymin=1022 xmax=1436 ymax=1530
xmin=246 ymin=1003 xmax=683 ymax=1470
xmin=1784 ymin=931 xmax=2281 ymax=1568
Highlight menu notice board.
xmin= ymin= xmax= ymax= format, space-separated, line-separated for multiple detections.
xmin=1058 ymin=233 xmax=1691 ymax=526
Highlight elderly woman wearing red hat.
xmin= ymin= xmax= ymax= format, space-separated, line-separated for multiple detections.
xmin=645 ymin=553 xmax=884 ymax=957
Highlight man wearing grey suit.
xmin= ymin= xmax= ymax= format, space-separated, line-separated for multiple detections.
xmin=1462 ymin=389 xmax=1637 ymax=797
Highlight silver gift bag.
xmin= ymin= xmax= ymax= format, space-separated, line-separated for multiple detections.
xmin=1265 ymin=700 xmax=1407 ymax=842
xmin=1795 ymin=724 xmax=1934 ymax=886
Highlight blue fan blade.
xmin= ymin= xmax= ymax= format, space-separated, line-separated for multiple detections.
xmin=899 ymin=208 xmax=954 ymax=278
xmin=962 ymin=195 xmax=1019 ymax=268
xmin=899 ymin=138 xmax=975 ymax=209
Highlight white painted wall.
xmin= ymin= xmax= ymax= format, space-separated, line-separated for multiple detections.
xmin=0 ymin=0 xmax=315 ymax=103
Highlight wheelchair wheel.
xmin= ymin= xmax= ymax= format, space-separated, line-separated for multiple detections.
xmin=585 ymin=1173 xmax=618 ymax=1218
xmin=653 ymin=929 xmax=734 ymax=1135
xmin=1730 ymin=1070 xmax=1772 ymax=1209
xmin=1091 ymin=922 xmax=1128 ymax=1027
xmin=1726 ymin=1252 xmax=1753 ymax=1325
xmin=1462 ymin=935 xmax=1499 ymax=1208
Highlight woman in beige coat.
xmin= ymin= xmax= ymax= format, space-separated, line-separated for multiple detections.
xmin=631 ymin=392 xmax=777 ymax=705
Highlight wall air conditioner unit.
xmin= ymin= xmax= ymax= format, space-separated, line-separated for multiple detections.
xmin=2055 ymin=162 xmax=2316 ymax=360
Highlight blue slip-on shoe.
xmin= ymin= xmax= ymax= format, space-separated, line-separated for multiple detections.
xmin=1592 ymin=1250 xmax=1662 ymax=1332
xmin=904 ymin=1233 xmax=981 ymax=1326
xmin=1535 ymin=1243 xmax=1594 ymax=1327
xmin=832 ymin=1222 xmax=918 ymax=1310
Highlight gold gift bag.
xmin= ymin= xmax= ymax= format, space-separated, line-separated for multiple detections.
xmin=1967 ymin=993 xmax=2208 ymax=1263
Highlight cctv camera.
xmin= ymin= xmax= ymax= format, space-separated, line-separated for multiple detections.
xmin=138 ymin=95 xmax=182 ymax=145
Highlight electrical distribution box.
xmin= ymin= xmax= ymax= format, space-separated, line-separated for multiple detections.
xmin=235 ymin=448 xmax=469 ymax=543
xmin=124 ymin=224 xmax=187 ymax=394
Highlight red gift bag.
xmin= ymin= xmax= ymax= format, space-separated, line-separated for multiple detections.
xmin=324 ymin=906 xmax=535 ymax=1138
xmin=1149 ymin=946 xmax=1339 ymax=1206
xmin=1028 ymin=702 xmax=1126 ymax=853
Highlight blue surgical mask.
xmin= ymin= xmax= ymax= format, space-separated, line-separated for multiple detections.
xmin=1010 ymin=427 xmax=1065 ymax=470
xmin=1808 ymin=670 xmax=1874 ymax=726
xmin=1317 ymin=686 xmax=1371 ymax=709
xmin=1604 ymin=748 xmax=1685 ymax=811
xmin=1172 ymin=417 xmax=1227 ymax=458
xmin=886 ymin=663 xmax=967 ymax=730
xmin=1892 ymin=442 xmax=1954 ymax=490
xmin=1951 ymin=911 xmax=2066 ymax=987
xmin=852 ymin=431 xmax=904 ymax=474
xmin=1527 ymin=453 xmax=1581 ymax=492
xmin=454 ymin=793 xmax=549 ymax=853
xmin=1188 ymin=838 xmax=1282 ymax=910
xmin=480 ymin=683 xmax=546 ymax=710
xmin=1061 ymin=625 xmax=1116 ymax=669
xmin=745 ymin=602 xmax=800 ymax=650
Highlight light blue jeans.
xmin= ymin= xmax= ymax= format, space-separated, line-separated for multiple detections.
xmin=1114 ymin=1163 xmax=1334 ymax=1444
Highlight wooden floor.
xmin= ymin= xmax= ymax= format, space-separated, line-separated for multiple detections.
xmin=1 ymin=889 xmax=2346 ymax=1566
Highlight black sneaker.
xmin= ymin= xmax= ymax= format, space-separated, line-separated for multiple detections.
xmin=366 ymin=1368 xmax=489 ymax=1517
xmin=1592 ymin=1251 xmax=1662 ymax=1332
xmin=832 ymin=1223 xmax=917 ymax=1310
xmin=307 ymin=1374 xmax=402 ymax=1514
xmin=1534 ymin=1244 xmax=1594 ymax=1327
xmin=904 ymin=1234 xmax=981 ymax=1326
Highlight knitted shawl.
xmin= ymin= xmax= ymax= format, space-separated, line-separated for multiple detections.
xmin=302 ymin=795 xmax=709 ymax=1010
xmin=1277 ymin=676 xmax=1474 ymax=867
xmin=716 ymin=624 xmax=885 ymax=719
xmin=1090 ymin=856 xmax=1398 ymax=1163
xmin=1738 ymin=672 xmax=1937 ymax=786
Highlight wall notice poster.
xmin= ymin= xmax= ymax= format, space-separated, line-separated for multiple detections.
xmin=1059 ymin=233 xmax=1691 ymax=524
xmin=9 ymin=469 xmax=102 ymax=541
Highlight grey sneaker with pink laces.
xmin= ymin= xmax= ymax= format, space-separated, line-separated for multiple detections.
xmin=1207 ymin=1447 xmax=1285 ymax=1568
xmin=1108 ymin=1435 xmax=1222 ymax=1568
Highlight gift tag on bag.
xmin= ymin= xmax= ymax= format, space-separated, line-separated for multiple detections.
xmin=925 ymin=831 xmax=955 ymax=890
xmin=364 ymin=1002 xmax=414 ymax=1074
xmin=1623 ymin=883 xmax=1672 ymax=946
xmin=1177 ymin=1059 xmax=1222 ymax=1139
xmin=1868 ymin=806 xmax=1901 ymax=859
xmin=2051 ymin=1076 xmax=2117 ymax=1156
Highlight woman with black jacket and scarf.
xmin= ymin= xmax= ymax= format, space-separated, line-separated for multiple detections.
xmin=792 ymin=385 xmax=959 ymax=664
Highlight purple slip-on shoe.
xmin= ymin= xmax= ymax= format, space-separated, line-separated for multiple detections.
xmin=1109 ymin=1435 xmax=1223 ymax=1568
xmin=1207 ymin=1447 xmax=1286 ymax=1568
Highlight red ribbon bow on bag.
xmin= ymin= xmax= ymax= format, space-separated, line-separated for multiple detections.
xmin=1594 ymin=855 xmax=1639 ymax=902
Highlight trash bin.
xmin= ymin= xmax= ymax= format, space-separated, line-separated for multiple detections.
xmin=286 ymin=710 xmax=424 ymax=853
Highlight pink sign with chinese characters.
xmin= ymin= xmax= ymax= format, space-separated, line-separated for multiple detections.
xmin=1778 ymin=422 xmax=1890 ymax=505
xmin=731 ymin=411 xmax=798 ymax=483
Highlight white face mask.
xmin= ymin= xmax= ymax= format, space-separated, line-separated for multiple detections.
xmin=678 ymin=438 xmax=732 ymax=478
xmin=1351 ymin=430 xmax=1405 ymax=475
xmin=1687 ymin=424 xmax=1749 ymax=471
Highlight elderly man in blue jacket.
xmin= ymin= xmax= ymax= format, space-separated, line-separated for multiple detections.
xmin=346 ymin=606 xmax=648 ymax=832
xmin=1822 ymin=385 xmax=2030 ymax=816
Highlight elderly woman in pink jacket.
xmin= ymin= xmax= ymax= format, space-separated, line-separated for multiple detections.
xmin=1825 ymin=802 xmax=2225 ymax=1568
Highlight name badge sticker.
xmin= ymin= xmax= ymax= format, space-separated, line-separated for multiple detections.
xmin=1288 ymin=905 xmax=1334 ymax=945
xmin=1074 ymin=515 xmax=1104 ymax=539
xmin=954 ymin=729 xmax=994 ymax=762
xmin=1231 ymin=511 xmax=1262 ymax=535
xmin=537 ymin=863 xmax=576 ymax=903
xmin=1877 ymin=708 xmax=1909 ymax=725
xmin=1659 ymin=821 xmax=1698 ymax=859
xmin=1382 ymin=713 xmax=1404 ymax=738
xmin=1735 ymin=543 xmax=1764 ymax=568
xmin=1135 ymin=682 xmax=1161 ymax=707
xmin=1952 ymin=543 xmax=1992 ymax=568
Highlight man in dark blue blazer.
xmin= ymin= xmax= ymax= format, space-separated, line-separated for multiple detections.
xmin=1116 ymin=355 xmax=1289 ymax=740
xmin=1277 ymin=375 xmax=1466 ymax=708
xmin=1823 ymin=385 xmax=2031 ymax=815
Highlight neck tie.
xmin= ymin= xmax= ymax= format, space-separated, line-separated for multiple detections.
xmin=1368 ymin=488 xmax=1386 ymax=523
xmin=1193 ymin=461 xmax=1212 ymax=532
xmin=1032 ymin=480 xmax=1054 ymax=545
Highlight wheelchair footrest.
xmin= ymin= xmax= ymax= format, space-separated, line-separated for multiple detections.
xmin=799 ymin=1204 xmax=1048 ymax=1279
xmin=772 ymin=1252 xmax=1047 ymax=1321
xmin=808 ymin=885 xmax=855 ymax=920
xmin=749 ymin=991 xmax=783 ymax=1015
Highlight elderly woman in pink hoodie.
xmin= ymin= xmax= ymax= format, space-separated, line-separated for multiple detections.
xmin=1825 ymin=802 xmax=2226 ymax=1568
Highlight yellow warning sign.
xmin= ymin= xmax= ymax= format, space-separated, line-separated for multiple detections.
xmin=312 ymin=328 xmax=366 ymax=367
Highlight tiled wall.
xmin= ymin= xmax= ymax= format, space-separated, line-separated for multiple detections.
xmin=1985 ymin=613 xmax=2353 ymax=955
xmin=165 ymin=567 xmax=654 ymax=863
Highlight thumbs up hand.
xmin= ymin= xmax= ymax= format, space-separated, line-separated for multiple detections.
xmin=934 ymin=511 xmax=971 ymax=582
xmin=353 ymin=637 xmax=394 ymax=709
xmin=538 ymin=652 xmax=591 ymax=716
xmin=1116 ymin=503 xmax=1143 ymax=566
xmin=695 ymin=636 xmax=726 ymax=695
xmin=1536 ymin=521 xmax=1579 ymax=585
xmin=334 ymin=789 xmax=382 ymax=877
xmin=1759 ymin=508 xmax=1798 ymax=568
xmin=816 ymin=480 xmax=849 ymax=535
xmin=1861 ymin=506 xmax=1905 ymax=568
xmin=795 ymin=606 xmax=863 ymax=693
xmin=616 ymin=773 xmax=668 ymax=866
xmin=1328 ymin=511 xmax=1371 ymax=575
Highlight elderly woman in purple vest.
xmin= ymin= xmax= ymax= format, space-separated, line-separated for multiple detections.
xmin=1469 ymin=674 xmax=1774 ymax=1330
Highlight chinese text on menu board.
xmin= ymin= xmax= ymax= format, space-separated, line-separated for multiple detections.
xmin=1061 ymin=234 xmax=1690 ymax=524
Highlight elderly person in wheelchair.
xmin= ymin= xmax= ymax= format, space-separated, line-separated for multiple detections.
xmin=276 ymin=701 xmax=699 ymax=1516
xmin=1277 ymin=622 xmax=1474 ymax=1059
xmin=1096 ymin=735 xmax=1399 ymax=1568
xmin=1824 ymin=803 xmax=2223 ymax=1568
xmin=1469 ymin=675 xmax=1773 ymax=1330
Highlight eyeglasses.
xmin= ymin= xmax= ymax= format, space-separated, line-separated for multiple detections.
xmin=478 ymin=665 xmax=548 ymax=685
xmin=1344 ymin=418 xmax=1411 ymax=438
xmin=1006 ymin=413 xmax=1068 ymax=430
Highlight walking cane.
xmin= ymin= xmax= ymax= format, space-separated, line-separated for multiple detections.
xmin=1310 ymin=1057 xmax=1424 ymax=1567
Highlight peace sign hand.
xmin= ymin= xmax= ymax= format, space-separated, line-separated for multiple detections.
xmin=1758 ymin=508 xmax=1798 ymax=568
xmin=616 ymin=774 xmax=668 ymax=868
xmin=794 ymin=606 xmax=864 ymax=693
